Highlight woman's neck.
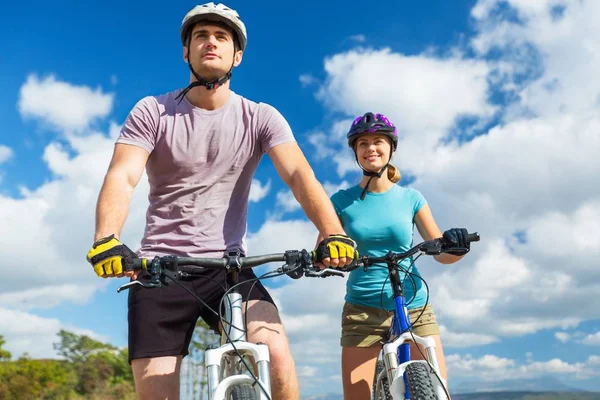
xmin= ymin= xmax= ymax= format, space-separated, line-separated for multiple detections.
xmin=359 ymin=174 xmax=394 ymax=193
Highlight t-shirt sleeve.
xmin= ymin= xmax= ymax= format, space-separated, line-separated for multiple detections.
xmin=410 ymin=188 xmax=428 ymax=216
xmin=115 ymin=96 xmax=159 ymax=154
xmin=257 ymin=103 xmax=296 ymax=153
xmin=330 ymin=192 xmax=342 ymax=218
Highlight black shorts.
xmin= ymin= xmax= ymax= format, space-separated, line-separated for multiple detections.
xmin=127 ymin=268 xmax=275 ymax=363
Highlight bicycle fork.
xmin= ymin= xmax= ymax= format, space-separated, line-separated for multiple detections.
xmin=205 ymin=292 xmax=272 ymax=400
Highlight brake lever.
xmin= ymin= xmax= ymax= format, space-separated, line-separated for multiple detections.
xmin=116 ymin=280 xmax=163 ymax=293
xmin=305 ymin=268 xmax=345 ymax=278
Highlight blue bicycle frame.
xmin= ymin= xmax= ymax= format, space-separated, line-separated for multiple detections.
xmin=368 ymin=234 xmax=479 ymax=400
xmin=389 ymin=266 xmax=413 ymax=398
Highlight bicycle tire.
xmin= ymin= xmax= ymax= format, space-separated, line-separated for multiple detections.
xmin=230 ymin=384 xmax=257 ymax=400
xmin=405 ymin=362 xmax=439 ymax=400
xmin=372 ymin=360 xmax=392 ymax=400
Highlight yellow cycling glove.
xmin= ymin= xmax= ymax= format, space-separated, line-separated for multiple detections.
xmin=314 ymin=234 xmax=359 ymax=263
xmin=86 ymin=234 xmax=138 ymax=277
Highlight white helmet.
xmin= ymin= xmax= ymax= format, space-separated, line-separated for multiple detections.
xmin=180 ymin=2 xmax=247 ymax=51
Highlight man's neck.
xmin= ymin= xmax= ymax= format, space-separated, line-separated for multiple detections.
xmin=185 ymin=82 xmax=232 ymax=111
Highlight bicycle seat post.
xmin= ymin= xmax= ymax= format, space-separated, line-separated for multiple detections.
xmin=223 ymin=251 xmax=246 ymax=344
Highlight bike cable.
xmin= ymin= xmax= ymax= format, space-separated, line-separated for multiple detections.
xmin=213 ymin=268 xmax=289 ymax=400
xmin=159 ymin=271 xmax=273 ymax=400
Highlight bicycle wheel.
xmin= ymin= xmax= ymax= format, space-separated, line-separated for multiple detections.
xmin=230 ymin=384 xmax=257 ymax=400
xmin=372 ymin=360 xmax=392 ymax=400
xmin=405 ymin=362 xmax=439 ymax=400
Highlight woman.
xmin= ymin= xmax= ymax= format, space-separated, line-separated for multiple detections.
xmin=325 ymin=112 xmax=470 ymax=400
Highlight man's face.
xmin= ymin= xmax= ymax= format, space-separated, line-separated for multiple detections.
xmin=183 ymin=23 xmax=243 ymax=80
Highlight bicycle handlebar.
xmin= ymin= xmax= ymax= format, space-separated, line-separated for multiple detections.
xmin=117 ymin=249 xmax=344 ymax=293
xmin=116 ymin=232 xmax=480 ymax=292
xmin=340 ymin=231 xmax=480 ymax=272
xmin=129 ymin=252 xmax=289 ymax=271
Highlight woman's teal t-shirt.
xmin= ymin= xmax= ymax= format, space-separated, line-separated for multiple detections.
xmin=330 ymin=184 xmax=428 ymax=311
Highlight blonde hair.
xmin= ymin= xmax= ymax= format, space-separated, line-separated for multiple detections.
xmin=388 ymin=163 xmax=401 ymax=183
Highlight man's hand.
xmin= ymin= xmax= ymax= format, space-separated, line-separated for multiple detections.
xmin=86 ymin=235 xmax=138 ymax=278
xmin=313 ymin=234 xmax=359 ymax=268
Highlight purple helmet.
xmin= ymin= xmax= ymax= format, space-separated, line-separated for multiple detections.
xmin=347 ymin=112 xmax=398 ymax=150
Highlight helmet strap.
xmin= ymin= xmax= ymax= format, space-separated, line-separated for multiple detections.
xmin=175 ymin=38 xmax=235 ymax=104
xmin=355 ymin=142 xmax=394 ymax=200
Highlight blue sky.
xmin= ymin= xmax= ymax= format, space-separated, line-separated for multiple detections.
xmin=2 ymin=0 xmax=600 ymax=396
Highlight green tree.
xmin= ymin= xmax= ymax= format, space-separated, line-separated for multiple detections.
xmin=53 ymin=330 xmax=115 ymax=364
xmin=0 ymin=335 xmax=11 ymax=361
xmin=52 ymin=330 xmax=134 ymax=397
xmin=0 ymin=331 xmax=135 ymax=399
xmin=0 ymin=356 xmax=76 ymax=399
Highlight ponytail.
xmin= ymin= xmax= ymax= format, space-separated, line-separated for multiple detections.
xmin=387 ymin=163 xmax=401 ymax=183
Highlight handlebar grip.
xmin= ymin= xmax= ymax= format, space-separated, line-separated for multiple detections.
xmin=466 ymin=232 xmax=480 ymax=243
xmin=128 ymin=258 xmax=147 ymax=270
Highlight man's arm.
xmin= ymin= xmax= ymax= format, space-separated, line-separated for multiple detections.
xmin=268 ymin=142 xmax=353 ymax=266
xmin=94 ymin=143 xmax=149 ymax=241
xmin=268 ymin=142 xmax=344 ymax=237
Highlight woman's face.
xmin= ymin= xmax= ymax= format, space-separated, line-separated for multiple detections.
xmin=354 ymin=133 xmax=392 ymax=172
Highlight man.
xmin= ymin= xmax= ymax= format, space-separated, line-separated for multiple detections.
xmin=86 ymin=3 xmax=357 ymax=399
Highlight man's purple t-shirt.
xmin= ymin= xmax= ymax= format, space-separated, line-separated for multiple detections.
xmin=116 ymin=90 xmax=295 ymax=258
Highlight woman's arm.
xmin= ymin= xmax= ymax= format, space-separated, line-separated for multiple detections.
xmin=414 ymin=205 xmax=466 ymax=264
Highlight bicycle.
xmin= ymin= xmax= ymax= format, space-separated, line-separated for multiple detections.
xmin=116 ymin=249 xmax=345 ymax=400
xmin=349 ymin=232 xmax=481 ymax=400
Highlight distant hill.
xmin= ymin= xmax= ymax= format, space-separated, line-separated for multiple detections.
xmin=302 ymin=392 xmax=600 ymax=400
xmin=302 ymin=376 xmax=598 ymax=400
xmin=453 ymin=392 xmax=600 ymax=400
xmin=302 ymin=395 xmax=342 ymax=400
xmin=452 ymin=376 xmax=583 ymax=394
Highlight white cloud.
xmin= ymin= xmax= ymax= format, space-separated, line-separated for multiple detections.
xmin=0 ymin=129 xmax=145 ymax=353
xmin=0 ymin=145 xmax=13 ymax=164
xmin=349 ymin=34 xmax=366 ymax=43
xmin=310 ymin=48 xmax=495 ymax=178
xmin=0 ymin=284 xmax=98 ymax=311
xmin=0 ymin=307 xmax=111 ymax=359
xmin=297 ymin=365 xmax=318 ymax=378
xmin=18 ymin=74 xmax=113 ymax=131
xmin=275 ymin=190 xmax=300 ymax=212
xmin=322 ymin=180 xmax=352 ymax=197
xmin=449 ymin=353 xmax=516 ymax=373
xmin=555 ymin=331 xmax=570 ymax=343
xmin=471 ymin=0 xmax=600 ymax=118
xmin=0 ymin=77 xmax=146 ymax=358
xmin=305 ymin=0 xmax=600 ymax=356
xmin=249 ymin=178 xmax=271 ymax=202
xmin=439 ymin=325 xmax=499 ymax=348
xmin=580 ymin=332 xmax=600 ymax=346
xmin=316 ymin=47 xmax=493 ymax=136
xmin=447 ymin=352 xmax=600 ymax=381
xmin=280 ymin=2 xmax=600 ymax=393
xmin=527 ymin=200 xmax=600 ymax=258
xmin=299 ymin=74 xmax=317 ymax=87
xmin=1 ymin=140 xmax=147 ymax=289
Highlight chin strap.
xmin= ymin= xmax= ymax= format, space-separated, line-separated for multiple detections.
xmin=355 ymin=143 xmax=393 ymax=200
xmin=358 ymin=165 xmax=389 ymax=200
xmin=175 ymin=38 xmax=235 ymax=104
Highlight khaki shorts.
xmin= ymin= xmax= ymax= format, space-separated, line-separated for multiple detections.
xmin=341 ymin=301 xmax=440 ymax=347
